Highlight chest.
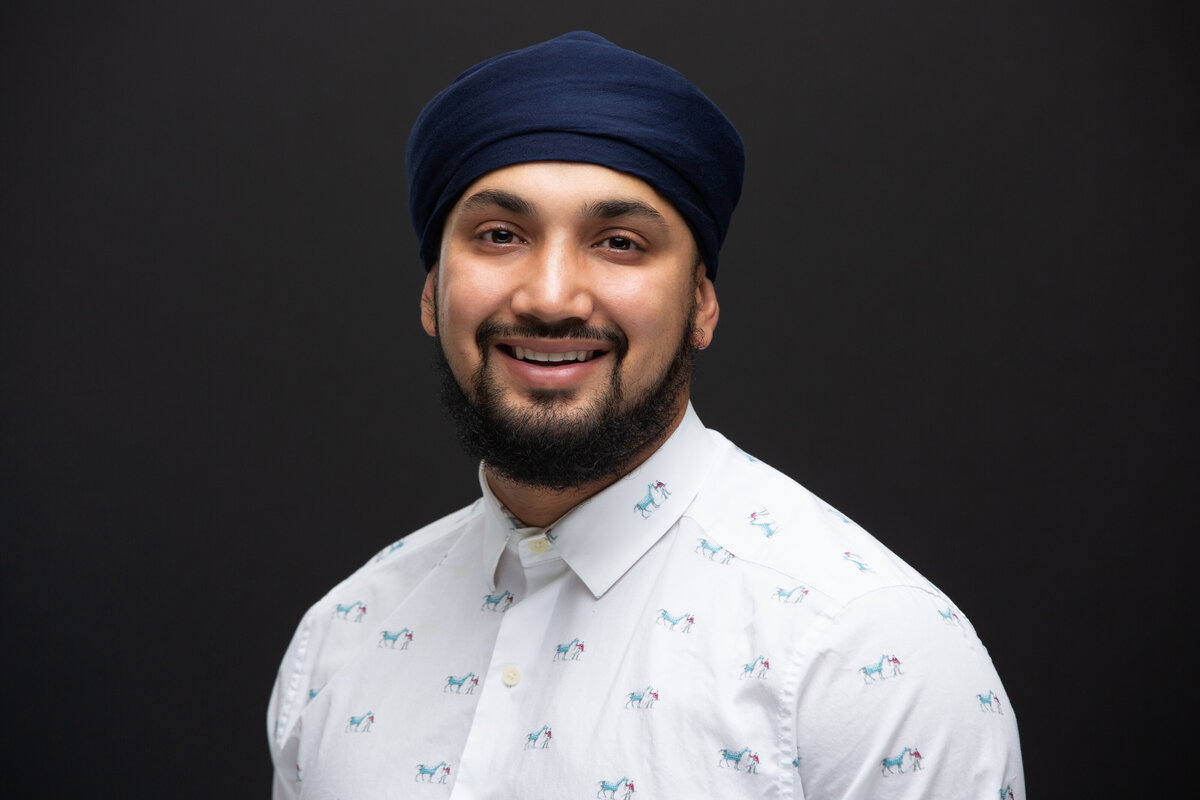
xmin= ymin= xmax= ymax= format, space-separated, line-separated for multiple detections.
xmin=294 ymin=529 xmax=815 ymax=799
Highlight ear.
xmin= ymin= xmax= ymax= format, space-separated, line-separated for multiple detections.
xmin=691 ymin=272 xmax=720 ymax=349
xmin=421 ymin=266 xmax=438 ymax=337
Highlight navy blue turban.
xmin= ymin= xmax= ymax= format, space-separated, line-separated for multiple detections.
xmin=406 ymin=31 xmax=744 ymax=280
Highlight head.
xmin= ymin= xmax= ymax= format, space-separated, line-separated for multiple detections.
xmin=406 ymin=33 xmax=743 ymax=489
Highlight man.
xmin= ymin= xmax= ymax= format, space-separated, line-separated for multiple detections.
xmin=268 ymin=32 xmax=1023 ymax=798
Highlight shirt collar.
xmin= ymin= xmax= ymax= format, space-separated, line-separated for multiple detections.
xmin=478 ymin=403 xmax=717 ymax=598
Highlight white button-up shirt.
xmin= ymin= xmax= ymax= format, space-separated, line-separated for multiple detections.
xmin=268 ymin=405 xmax=1023 ymax=799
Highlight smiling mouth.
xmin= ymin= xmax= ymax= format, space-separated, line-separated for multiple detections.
xmin=500 ymin=345 xmax=601 ymax=364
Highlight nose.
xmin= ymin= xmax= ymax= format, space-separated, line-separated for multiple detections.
xmin=509 ymin=239 xmax=594 ymax=323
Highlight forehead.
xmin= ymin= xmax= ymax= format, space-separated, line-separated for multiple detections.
xmin=448 ymin=161 xmax=689 ymax=227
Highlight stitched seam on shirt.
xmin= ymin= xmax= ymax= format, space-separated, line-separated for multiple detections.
xmin=275 ymin=618 xmax=312 ymax=748
xmin=273 ymin=509 xmax=479 ymax=753
xmin=836 ymin=583 xmax=949 ymax=613
xmin=783 ymin=601 xmax=839 ymax=799
xmin=356 ymin=502 xmax=482 ymax=576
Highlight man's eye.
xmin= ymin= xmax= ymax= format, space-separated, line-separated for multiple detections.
xmin=602 ymin=236 xmax=637 ymax=251
xmin=484 ymin=229 xmax=517 ymax=244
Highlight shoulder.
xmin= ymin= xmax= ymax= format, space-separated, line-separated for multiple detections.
xmin=683 ymin=431 xmax=1022 ymax=793
xmin=307 ymin=499 xmax=481 ymax=608
xmin=359 ymin=499 xmax=481 ymax=572
xmin=267 ymin=499 xmax=481 ymax=751
xmin=792 ymin=579 xmax=1023 ymax=796
xmin=300 ymin=497 xmax=480 ymax=624
xmin=685 ymin=429 xmax=939 ymax=609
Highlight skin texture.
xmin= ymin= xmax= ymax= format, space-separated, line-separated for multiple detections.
xmin=421 ymin=162 xmax=719 ymax=526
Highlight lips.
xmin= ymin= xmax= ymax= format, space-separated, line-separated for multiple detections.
xmin=489 ymin=340 xmax=612 ymax=390
xmin=507 ymin=345 xmax=598 ymax=364
xmin=475 ymin=318 xmax=628 ymax=367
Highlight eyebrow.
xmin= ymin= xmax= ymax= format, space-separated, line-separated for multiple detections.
xmin=458 ymin=189 xmax=537 ymax=217
xmin=458 ymin=189 xmax=670 ymax=232
xmin=582 ymin=199 xmax=668 ymax=230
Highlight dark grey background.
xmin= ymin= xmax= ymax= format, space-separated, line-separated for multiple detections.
xmin=2 ymin=1 xmax=1193 ymax=796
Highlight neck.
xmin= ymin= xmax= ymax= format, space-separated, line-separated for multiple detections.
xmin=485 ymin=401 xmax=688 ymax=528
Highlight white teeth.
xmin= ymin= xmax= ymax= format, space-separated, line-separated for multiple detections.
xmin=511 ymin=346 xmax=594 ymax=363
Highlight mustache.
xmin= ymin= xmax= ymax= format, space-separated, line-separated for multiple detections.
xmin=475 ymin=319 xmax=629 ymax=359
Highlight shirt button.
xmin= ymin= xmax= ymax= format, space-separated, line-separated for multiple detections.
xmin=501 ymin=666 xmax=522 ymax=687
xmin=528 ymin=537 xmax=550 ymax=554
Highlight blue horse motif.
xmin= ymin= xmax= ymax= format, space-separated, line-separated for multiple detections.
xmin=481 ymin=590 xmax=513 ymax=612
xmin=718 ymin=747 xmax=752 ymax=769
xmin=694 ymin=538 xmax=734 ymax=564
xmin=499 ymin=504 xmax=523 ymax=529
xmin=374 ymin=540 xmax=405 ymax=561
xmin=842 ymin=551 xmax=871 ymax=571
xmin=825 ymin=505 xmax=851 ymax=523
xmin=978 ymin=690 xmax=1003 ymax=713
xmin=444 ymin=672 xmax=477 ymax=693
xmin=860 ymin=654 xmax=888 ymax=683
xmin=741 ymin=655 xmax=769 ymax=679
xmin=774 ymin=585 xmax=809 ymax=604
xmin=625 ymin=685 xmax=658 ymax=708
xmin=747 ymin=508 xmax=779 ymax=537
xmin=553 ymin=638 xmax=582 ymax=661
xmin=525 ymin=725 xmax=549 ymax=749
xmin=414 ymin=761 xmax=448 ymax=782
xmin=656 ymin=608 xmax=694 ymax=632
xmin=999 ymin=783 xmax=1015 ymax=799
xmin=378 ymin=628 xmax=412 ymax=649
xmin=634 ymin=481 xmax=670 ymax=518
xmin=736 ymin=447 xmax=759 ymax=462
xmin=332 ymin=601 xmax=366 ymax=621
xmin=344 ymin=710 xmax=373 ymax=732
xmin=881 ymin=747 xmax=912 ymax=775
xmin=596 ymin=776 xmax=630 ymax=799
xmin=937 ymin=606 xmax=961 ymax=625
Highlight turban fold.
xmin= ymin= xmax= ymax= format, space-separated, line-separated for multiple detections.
xmin=406 ymin=31 xmax=744 ymax=280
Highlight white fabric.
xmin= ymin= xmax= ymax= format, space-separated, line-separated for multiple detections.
xmin=268 ymin=405 xmax=1023 ymax=799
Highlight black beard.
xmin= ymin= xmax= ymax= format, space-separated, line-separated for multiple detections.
xmin=433 ymin=313 xmax=695 ymax=491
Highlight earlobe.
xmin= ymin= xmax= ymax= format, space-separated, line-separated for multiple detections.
xmin=691 ymin=274 xmax=720 ymax=349
xmin=421 ymin=267 xmax=438 ymax=337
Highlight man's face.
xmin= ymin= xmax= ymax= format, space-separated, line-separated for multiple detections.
xmin=421 ymin=161 xmax=719 ymax=488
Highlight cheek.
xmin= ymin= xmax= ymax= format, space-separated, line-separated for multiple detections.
xmin=605 ymin=270 xmax=683 ymax=320
xmin=438 ymin=274 xmax=508 ymax=345
xmin=603 ymin=279 xmax=692 ymax=358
